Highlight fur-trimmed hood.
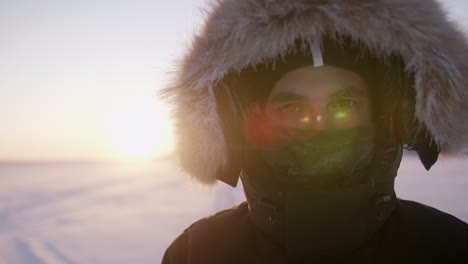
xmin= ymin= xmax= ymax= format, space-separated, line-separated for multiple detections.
xmin=163 ymin=0 xmax=468 ymax=185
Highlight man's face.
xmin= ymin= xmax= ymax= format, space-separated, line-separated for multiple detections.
xmin=249 ymin=65 xmax=375 ymax=183
xmin=266 ymin=65 xmax=373 ymax=132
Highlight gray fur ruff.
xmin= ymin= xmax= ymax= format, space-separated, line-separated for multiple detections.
xmin=163 ymin=0 xmax=468 ymax=185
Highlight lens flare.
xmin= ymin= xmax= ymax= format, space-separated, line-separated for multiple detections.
xmin=244 ymin=105 xmax=285 ymax=149
xmin=334 ymin=111 xmax=348 ymax=120
xmin=244 ymin=101 xmax=325 ymax=148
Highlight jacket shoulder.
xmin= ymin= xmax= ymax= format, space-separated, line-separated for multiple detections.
xmin=187 ymin=201 xmax=249 ymax=230
xmin=379 ymin=198 xmax=468 ymax=262
xmin=394 ymin=199 xmax=467 ymax=231
xmin=162 ymin=202 xmax=251 ymax=264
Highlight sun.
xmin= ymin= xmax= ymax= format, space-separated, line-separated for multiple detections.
xmin=107 ymin=98 xmax=173 ymax=161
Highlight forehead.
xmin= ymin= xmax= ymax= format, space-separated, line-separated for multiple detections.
xmin=268 ymin=65 xmax=369 ymax=101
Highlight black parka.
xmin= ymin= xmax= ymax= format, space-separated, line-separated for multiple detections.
xmin=163 ymin=199 xmax=468 ymax=263
xmin=161 ymin=0 xmax=468 ymax=263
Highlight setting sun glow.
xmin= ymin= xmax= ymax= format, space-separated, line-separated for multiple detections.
xmin=107 ymin=98 xmax=173 ymax=161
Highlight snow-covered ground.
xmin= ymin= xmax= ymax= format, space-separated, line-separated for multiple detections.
xmin=0 ymin=154 xmax=467 ymax=263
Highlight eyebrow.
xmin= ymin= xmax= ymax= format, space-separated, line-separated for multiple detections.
xmin=329 ymin=86 xmax=367 ymax=101
xmin=269 ymin=86 xmax=366 ymax=103
xmin=269 ymin=92 xmax=306 ymax=103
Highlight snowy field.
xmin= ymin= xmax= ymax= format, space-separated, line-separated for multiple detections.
xmin=0 ymin=154 xmax=467 ymax=264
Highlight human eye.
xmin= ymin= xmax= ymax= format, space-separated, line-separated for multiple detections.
xmin=280 ymin=102 xmax=306 ymax=114
xmin=326 ymin=97 xmax=365 ymax=128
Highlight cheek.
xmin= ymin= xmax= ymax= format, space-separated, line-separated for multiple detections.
xmin=243 ymin=105 xmax=287 ymax=149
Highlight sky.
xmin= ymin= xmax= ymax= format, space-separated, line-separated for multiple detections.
xmin=1 ymin=0 xmax=467 ymax=162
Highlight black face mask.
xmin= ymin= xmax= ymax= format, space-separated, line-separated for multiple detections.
xmin=241 ymin=119 xmax=401 ymax=258
xmin=259 ymin=125 xmax=375 ymax=188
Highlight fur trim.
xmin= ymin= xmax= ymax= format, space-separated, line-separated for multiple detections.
xmin=163 ymin=0 xmax=468 ymax=185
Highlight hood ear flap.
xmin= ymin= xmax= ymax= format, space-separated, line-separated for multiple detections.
xmin=216 ymin=162 xmax=241 ymax=187
xmin=213 ymin=80 xmax=243 ymax=187
xmin=412 ymin=127 xmax=440 ymax=171
xmin=398 ymin=111 xmax=440 ymax=170
xmin=395 ymin=96 xmax=440 ymax=170
xmin=388 ymin=60 xmax=440 ymax=171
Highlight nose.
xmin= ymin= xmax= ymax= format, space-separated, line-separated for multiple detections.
xmin=286 ymin=112 xmax=327 ymax=142
xmin=298 ymin=111 xmax=327 ymax=131
xmin=315 ymin=114 xmax=324 ymax=128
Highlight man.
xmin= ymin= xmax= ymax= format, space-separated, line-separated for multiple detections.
xmin=162 ymin=0 xmax=468 ymax=263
